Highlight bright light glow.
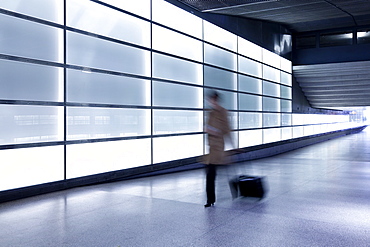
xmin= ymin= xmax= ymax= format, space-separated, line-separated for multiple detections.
xmin=203 ymin=21 xmax=237 ymax=51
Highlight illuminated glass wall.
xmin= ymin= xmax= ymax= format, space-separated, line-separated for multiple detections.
xmin=0 ymin=0 xmax=360 ymax=192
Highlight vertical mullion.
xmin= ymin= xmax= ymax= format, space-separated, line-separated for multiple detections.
xmin=63 ymin=0 xmax=67 ymax=180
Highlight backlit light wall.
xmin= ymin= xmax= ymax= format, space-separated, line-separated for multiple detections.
xmin=0 ymin=0 xmax=360 ymax=192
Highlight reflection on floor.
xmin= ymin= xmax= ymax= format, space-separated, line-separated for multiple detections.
xmin=1 ymin=129 xmax=370 ymax=246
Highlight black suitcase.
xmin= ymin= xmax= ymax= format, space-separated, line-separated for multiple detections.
xmin=230 ymin=175 xmax=266 ymax=199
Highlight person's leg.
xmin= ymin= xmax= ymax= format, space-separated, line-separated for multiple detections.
xmin=205 ymin=164 xmax=217 ymax=207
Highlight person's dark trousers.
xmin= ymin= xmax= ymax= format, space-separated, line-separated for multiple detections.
xmin=206 ymin=164 xmax=217 ymax=204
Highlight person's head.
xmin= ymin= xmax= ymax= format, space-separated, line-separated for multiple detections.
xmin=207 ymin=91 xmax=220 ymax=108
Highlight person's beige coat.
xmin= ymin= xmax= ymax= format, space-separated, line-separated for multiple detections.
xmin=205 ymin=106 xmax=231 ymax=165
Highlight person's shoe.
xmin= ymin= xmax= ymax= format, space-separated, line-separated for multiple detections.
xmin=204 ymin=203 xmax=214 ymax=207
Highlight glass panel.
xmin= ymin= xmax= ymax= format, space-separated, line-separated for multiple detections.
xmin=99 ymin=0 xmax=151 ymax=18
xmin=239 ymin=94 xmax=262 ymax=111
xmin=67 ymin=69 xmax=150 ymax=106
xmin=320 ymin=31 xmax=353 ymax=47
xmin=238 ymin=37 xmax=262 ymax=61
xmin=238 ymin=56 xmax=262 ymax=77
xmin=239 ymin=112 xmax=262 ymax=129
xmin=152 ymin=53 xmax=202 ymax=85
xmin=204 ymin=44 xmax=237 ymax=71
xmin=296 ymin=36 xmax=316 ymax=49
xmin=238 ymin=75 xmax=262 ymax=94
xmin=153 ymin=134 xmax=203 ymax=163
xmin=357 ymin=29 xmax=370 ymax=44
xmin=205 ymin=89 xmax=237 ymax=110
xmin=67 ymin=0 xmax=150 ymax=47
xmin=152 ymin=0 xmax=202 ymax=39
xmin=67 ymin=31 xmax=150 ymax=76
xmin=67 ymin=107 xmax=151 ymax=140
xmin=239 ymin=129 xmax=262 ymax=147
xmin=293 ymin=126 xmax=304 ymax=138
xmin=263 ymin=65 xmax=280 ymax=83
xmin=262 ymin=49 xmax=280 ymax=69
xmin=66 ymin=139 xmax=151 ymax=179
xmin=280 ymin=72 xmax=292 ymax=86
xmin=228 ymin=112 xmax=238 ymax=130
xmin=281 ymin=114 xmax=292 ymax=126
xmin=263 ymin=128 xmax=281 ymax=143
xmin=281 ymin=127 xmax=292 ymax=140
xmin=0 ymin=146 xmax=64 ymax=191
xmin=203 ymin=21 xmax=237 ymax=51
xmin=281 ymin=58 xmax=292 ymax=73
xmin=281 ymin=99 xmax=292 ymax=113
xmin=263 ymin=97 xmax=280 ymax=112
xmin=0 ymin=0 xmax=63 ymax=24
xmin=0 ymin=14 xmax=63 ymax=62
xmin=0 ymin=105 xmax=63 ymax=145
xmin=153 ymin=110 xmax=203 ymax=135
xmin=0 ymin=59 xmax=63 ymax=102
xmin=153 ymin=81 xmax=202 ymax=108
xmin=152 ymin=25 xmax=202 ymax=62
xmin=263 ymin=113 xmax=280 ymax=127
xmin=263 ymin=81 xmax=280 ymax=97
xmin=292 ymin=114 xmax=304 ymax=126
xmin=204 ymin=66 xmax=237 ymax=90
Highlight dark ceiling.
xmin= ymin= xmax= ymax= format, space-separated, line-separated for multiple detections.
xmin=176 ymin=0 xmax=370 ymax=33
xmin=175 ymin=0 xmax=370 ymax=110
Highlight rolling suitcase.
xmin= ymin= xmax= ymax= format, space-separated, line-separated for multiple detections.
xmin=230 ymin=175 xmax=266 ymax=199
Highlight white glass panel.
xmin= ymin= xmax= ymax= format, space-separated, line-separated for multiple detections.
xmin=0 ymin=105 xmax=63 ymax=145
xmin=67 ymin=139 xmax=151 ymax=179
xmin=293 ymin=126 xmax=304 ymax=138
xmin=281 ymin=99 xmax=292 ymax=112
xmin=0 ymin=59 xmax=63 ymax=102
xmin=281 ymin=71 xmax=292 ymax=86
xmin=238 ymin=37 xmax=262 ymax=61
xmin=263 ymin=97 xmax=280 ymax=112
xmin=0 ymin=146 xmax=64 ymax=191
xmin=203 ymin=21 xmax=237 ymax=51
xmin=205 ymin=89 xmax=237 ymax=110
xmin=281 ymin=85 xmax=292 ymax=99
xmin=292 ymin=114 xmax=304 ymax=126
xmin=263 ymin=128 xmax=281 ymax=143
xmin=0 ymin=0 xmax=63 ymax=24
xmin=152 ymin=0 xmax=202 ymax=38
xmin=263 ymin=81 xmax=280 ymax=97
xmin=239 ymin=112 xmax=262 ymax=129
xmin=67 ymin=69 xmax=150 ymax=106
xmin=99 ymin=0 xmax=150 ymax=18
xmin=239 ymin=94 xmax=262 ymax=111
xmin=228 ymin=112 xmax=238 ymax=130
xmin=263 ymin=113 xmax=281 ymax=127
xmin=67 ymin=31 xmax=150 ymax=76
xmin=204 ymin=44 xmax=237 ymax=71
xmin=238 ymin=56 xmax=262 ymax=77
xmin=281 ymin=57 xmax=292 ymax=73
xmin=67 ymin=0 xmax=150 ymax=47
xmin=152 ymin=53 xmax=202 ymax=85
xmin=238 ymin=75 xmax=262 ymax=94
xmin=204 ymin=66 xmax=237 ymax=90
xmin=153 ymin=110 xmax=203 ymax=135
xmin=281 ymin=127 xmax=292 ymax=140
xmin=262 ymin=49 xmax=280 ymax=69
xmin=281 ymin=114 xmax=292 ymax=126
xmin=239 ymin=129 xmax=263 ymax=147
xmin=67 ymin=107 xmax=151 ymax=140
xmin=0 ymin=14 xmax=63 ymax=62
xmin=153 ymin=81 xmax=202 ymax=108
xmin=263 ymin=65 xmax=280 ymax=83
xmin=304 ymin=125 xmax=315 ymax=136
xmin=152 ymin=25 xmax=202 ymax=62
xmin=153 ymin=134 xmax=203 ymax=163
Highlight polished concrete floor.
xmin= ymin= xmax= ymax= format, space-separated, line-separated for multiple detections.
xmin=1 ymin=129 xmax=370 ymax=247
